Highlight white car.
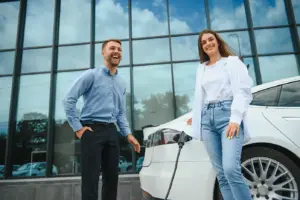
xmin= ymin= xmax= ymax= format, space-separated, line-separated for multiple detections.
xmin=139 ymin=76 xmax=300 ymax=200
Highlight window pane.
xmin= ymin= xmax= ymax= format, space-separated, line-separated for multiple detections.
xmin=0 ymin=51 xmax=15 ymax=75
xmin=219 ymin=31 xmax=251 ymax=56
xmin=59 ymin=0 xmax=90 ymax=44
xmin=54 ymin=68 xmax=132 ymax=175
xmin=169 ymin=0 xmax=206 ymax=34
xmin=58 ymin=45 xmax=90 ymax=70
xmin=133 ymin=38 xmax=170 ymax=64
xmin=251 ymin=86 xmax=280 ymax=106
xmin=243 ymin=57 xmax=257 ymax=86
xmin=259 ymin=55 xmax=299 ymax=83
xmin=132 ymin=0 xmax=168 ymax=38
xmin=0 ymin=77 xmax=12 ymax=178
xmin=173 ymin=62 xmax=198 ymax=117
xmin=95 ymin=41 xmax=129 ymax=67
xmin=23 ymin=0 xmax=54 ymax=47
xmin=95 ymin=0 xmax=129 ymax=41
xmin=250 ymin=0 xmax=288 ymax=27
xmin=12 ymin=74 xmax=51 ymax=177
xmin=255 ymin=28 xmax=293 ymax=54
xmin=21 ymin=48 xmax=52 ymax=73
xmin=171 ymin=35 xmax=198 ymax=61
xmin=0 ymin=1 xmax=20 ymax=49
xmin=279 ymin=81 xmax=300 ymax=107
xmin=133 ymin=64 xmax=174 ymax=130
xmin=292 ymin=0 xmax=300 ymax=24
xmin=209 ymin=0 xmax=247 ymax=30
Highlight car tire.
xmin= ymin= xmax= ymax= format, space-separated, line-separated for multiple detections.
xmin=215 ymin=146 xmax=300 ymax=200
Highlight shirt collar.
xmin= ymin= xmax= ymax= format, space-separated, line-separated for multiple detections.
xmin=102 ymin=67 xmax=118 ymax=76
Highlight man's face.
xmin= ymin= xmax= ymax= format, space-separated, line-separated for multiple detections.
xmin=102 ymin=41 xmax=122 ymax=67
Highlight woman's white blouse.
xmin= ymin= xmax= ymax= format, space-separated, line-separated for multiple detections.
xmin=201 ymin=57 xmax=233 ymax=103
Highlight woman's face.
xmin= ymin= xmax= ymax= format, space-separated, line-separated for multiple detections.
xmin=201 ymin=33 xmax=219 ymax=57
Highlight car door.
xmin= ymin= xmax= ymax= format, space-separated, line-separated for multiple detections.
xmin=262 ymin=80 xmax=300 ymax=148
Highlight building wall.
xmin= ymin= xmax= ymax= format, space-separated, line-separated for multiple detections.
xmin=0 ymin=0 xmax=300 ymax=179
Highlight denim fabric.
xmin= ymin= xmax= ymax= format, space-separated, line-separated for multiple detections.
xmin=201 ymin=100 xmax=252 ymax=200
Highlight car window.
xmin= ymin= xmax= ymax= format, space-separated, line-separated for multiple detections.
xmin=251 ymin=86 xmax=280 ymax=106
xmin=278 ymin=81 xmax=300 ymax=107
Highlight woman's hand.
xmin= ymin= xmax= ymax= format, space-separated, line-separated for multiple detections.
xmin=226 ymin=122 xmax=240 ymax=139
xmin=186 ymin=118 xmax=192 ymax=125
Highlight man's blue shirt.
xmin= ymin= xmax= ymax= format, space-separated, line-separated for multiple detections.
xmin=62 ymin=67 xmax=131 ymax=136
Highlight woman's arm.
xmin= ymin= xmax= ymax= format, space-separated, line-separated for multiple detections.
xmin=227 ymin=56 xmax=253 ymax=125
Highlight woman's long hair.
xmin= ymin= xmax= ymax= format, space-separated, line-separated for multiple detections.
xmin=198 ymin=29 xmax=236 ymax=63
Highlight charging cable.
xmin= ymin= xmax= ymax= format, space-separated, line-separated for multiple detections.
xmin=164 ymin=131 xmax=187 ymax=200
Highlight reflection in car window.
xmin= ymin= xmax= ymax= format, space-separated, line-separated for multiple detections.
xmin=279 ymin=81 xmax=300 ymax=107
xmin=251 ymin=86 xmax=281 ymax=106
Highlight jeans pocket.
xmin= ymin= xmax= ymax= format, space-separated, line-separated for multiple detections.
xmin=221 ymin=103 xmax=231 ymax=111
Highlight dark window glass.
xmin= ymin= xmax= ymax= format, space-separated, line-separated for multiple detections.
xmin=95 ymin=41 xmax=129 ymax=67
xmin=133 ymin=38 xmax=170 ymax=64
xmin=131 ymin=0 xmax=168 ymax=38
xmin=59 ymin=0 xmax=90 ymax=44
xmin=0 ymin=77 xmax=12 ymax=178
xmin=168 ymin=0 xmax=207 ymax=34
xmin=292 ymin=0 xmax=300 ymax=24
xmin=243 ymin=57 xmax=257 ymax=86
xmin=171 ymin=35 xmax=198 ymax=61
xmin=173 ymin=62 xmax=198 ymax=117
xmin=95 ymin=0 xmax=129 ymax=41
xmin=209 ymin=0 xmax=247 ymax=30
xmin=298 ymin=27 xmax=300 ymax=40
xmin=0 ymin=1 xmax=20 ymax=49
xmin=21 ymin=48 xmax=52 ymax=73
xmin=251 ymin=86 xmax=280 ymax=106
xmin=53 ymin=68 xmax=132 ymax=175
xmin=58 ymin=45 xmax=90 ymax=70
xmin=251 ymin=0 xmax=288 ymax=27
xmin=12 ymin=74 xmax=51 ymax=177
xmin=219 ymin=31 xmax=251 ymax=56
xmin=255 ymin=28 xmax=293 ymax=54
xmin=0 ymin=51 xmax=15 ymax=75
xmin=133 ymin=64 xmax=174 ymax=130
xmin=259 ymin=55 xmax=299 ymax=83
xmin=23 ymin=0 xmax=54 ymax=47
xmin=279 ymin=81 xmax=300 ymax=107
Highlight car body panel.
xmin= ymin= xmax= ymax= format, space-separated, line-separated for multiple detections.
xmin=140 ymin=162 xmax=216 ymax=200
xmin=263 ymin=107 xmax=300 ymax=148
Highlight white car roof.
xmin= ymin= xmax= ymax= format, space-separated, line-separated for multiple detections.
xmin=251 ymin=76 xmax=300 ymax=93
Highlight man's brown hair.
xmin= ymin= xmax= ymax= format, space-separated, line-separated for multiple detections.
xmin=102 ymin=39 xmax=122 ymax=50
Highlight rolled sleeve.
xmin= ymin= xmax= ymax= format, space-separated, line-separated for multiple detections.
xmin=62 ymin=69 xmax=94 ymax=132
xmin=227 ymin=56 xmax=253 ymax=125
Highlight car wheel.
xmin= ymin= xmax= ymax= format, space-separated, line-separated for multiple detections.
xmin=215 ymin=146 xmax=300 ymax=200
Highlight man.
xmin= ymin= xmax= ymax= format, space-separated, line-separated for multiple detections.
xmin=63 ymin=39 xmax=141 ymax=200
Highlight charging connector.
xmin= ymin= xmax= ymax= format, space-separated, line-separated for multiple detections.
xmin=164 ymin=131 xmax=187 ymax=200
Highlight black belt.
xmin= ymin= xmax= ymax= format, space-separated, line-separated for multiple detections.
xmin=80 ymin=120 xmax=115 ymax=126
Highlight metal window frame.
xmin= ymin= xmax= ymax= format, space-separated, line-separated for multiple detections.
xmin=4 ymin=0 xmax=27 ymax=178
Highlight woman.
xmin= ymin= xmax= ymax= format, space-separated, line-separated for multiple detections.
xmin=187 ymin=29 xmax=253 ymax=200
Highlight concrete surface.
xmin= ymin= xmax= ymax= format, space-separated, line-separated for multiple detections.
xmin=0 ymin=174 xmax=142 ymax=200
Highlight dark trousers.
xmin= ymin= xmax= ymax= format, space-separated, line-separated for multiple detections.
xmin=80 ymin=122 xmax=120 ymax=200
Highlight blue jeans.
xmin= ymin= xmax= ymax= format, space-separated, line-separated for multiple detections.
xmin=201 ymin=100 xmax=252 ymax=200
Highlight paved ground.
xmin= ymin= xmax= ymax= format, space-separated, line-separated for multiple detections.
xmin=0 ymin=174 xmax=141 ymax=200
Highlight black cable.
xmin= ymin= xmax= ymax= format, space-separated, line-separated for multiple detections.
xmin=164 ymin=131 xmax=186 ymax=200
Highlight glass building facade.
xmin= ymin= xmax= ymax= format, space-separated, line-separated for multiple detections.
xmin=0 ymin=0 xmax=300 ymax=178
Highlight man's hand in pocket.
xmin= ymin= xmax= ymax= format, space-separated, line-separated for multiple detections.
xmin=76 ymin=126 xmax=93 ymax=139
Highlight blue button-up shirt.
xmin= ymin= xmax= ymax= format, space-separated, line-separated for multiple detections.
xmin=62 ymin=67 xmax=131 ymax=136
